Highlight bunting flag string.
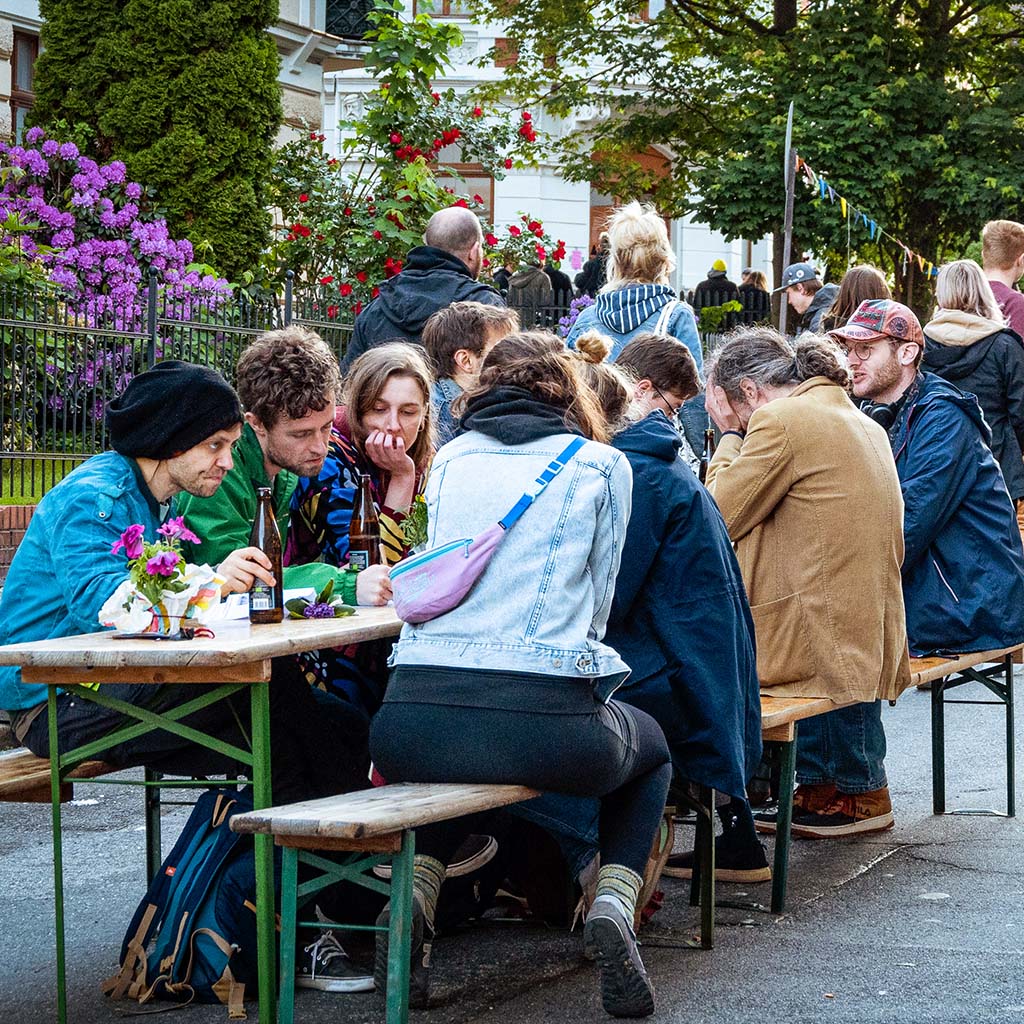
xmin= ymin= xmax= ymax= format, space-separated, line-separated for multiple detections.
xmin=794 ymin=157 xmax=940 ymax=278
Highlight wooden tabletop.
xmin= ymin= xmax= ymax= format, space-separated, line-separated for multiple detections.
xmin=0 ymin=605 xmax=405 ymax=671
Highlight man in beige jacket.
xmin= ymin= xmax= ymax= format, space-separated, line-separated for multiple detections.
xmin=705 ymin=327 xmax=911 ymax=838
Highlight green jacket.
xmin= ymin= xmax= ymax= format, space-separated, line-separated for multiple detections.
xmin=178 ymin=423 xmax=357 ymax=602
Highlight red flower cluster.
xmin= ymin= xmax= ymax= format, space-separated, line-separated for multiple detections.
xmin=383 ymin=256 xmax=403 ymax=278
xmin=340 ymin=282 xmax=353 ymax=297
xmin=286 ymin=223 xmax=312 ymax=242
xmin=472 ymin=106 xmax=483 ymax=118
xmin=508 ymin=225 xmax=521 ymax=237
xmin=320 ymin=275 xmax=334 ymax=284
xmin=299 ymin=193 xmax=309 ymax=203
xmin=485 ymin=233 xmax=499 ymax=246
xmin=309 ymin=132 xmax=326 ymax=142
xmin=451 ymin=198 xmax=469 ymax=209
xmin=504 ymin=158 xmax=514 ymax=170
xmin=519 ymin=111 xmax=537 ymax=143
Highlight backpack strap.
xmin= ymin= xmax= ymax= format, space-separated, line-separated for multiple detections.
xmin=499 ymin=437 xmax=586 ymax=530
xmin=653 ymin=299 xmax=680 ymax=336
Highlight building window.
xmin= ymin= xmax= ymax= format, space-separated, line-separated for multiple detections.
xmin=411 ymin=0 xmax=473 ymax=15
xmin=11 ymin=31 xmax=39 ymax=143
xmin=438 ymin=164 xmax=495 ymax=221
xmin=325 ymin=0 xmax=374 ymax=39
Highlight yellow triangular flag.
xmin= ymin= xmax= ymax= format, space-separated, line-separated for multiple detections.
xmin=917 ymin=254 xmax=925 ymax=271
xmin=925 ymin=261 xmax=932 ymax=277
xmin=840 ymin=197 xmax=847 ymax=218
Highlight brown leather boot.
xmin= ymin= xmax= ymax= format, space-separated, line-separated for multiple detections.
xmin=753 ymin=782 xmax=837 ymax=834
xmin=790 ymin=786 xmax=895 ymax=839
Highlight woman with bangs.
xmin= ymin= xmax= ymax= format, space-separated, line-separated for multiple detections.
xmin=370 ymin=330 xmax=671 ymax=1019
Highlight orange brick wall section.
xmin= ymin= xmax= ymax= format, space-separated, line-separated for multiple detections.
xmin=0 ymin=506 xmax=36 ymax=586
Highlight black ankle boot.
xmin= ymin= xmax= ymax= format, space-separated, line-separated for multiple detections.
xmin=664 ymin=798 xmax=771 ymax=883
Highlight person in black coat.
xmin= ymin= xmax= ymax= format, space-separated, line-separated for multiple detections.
xmin=544 ymin=260 xmax=574 ymax=313
xmin=923 ymin=260 xmax=1024 ymax=521
xmin=340 ymin=207 xmax=505 ymax=372
xmin=587 ymin=333 xmax=766 ymax=881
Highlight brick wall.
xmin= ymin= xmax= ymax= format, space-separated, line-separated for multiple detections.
xmin=0 ymin=505 xmax=35 ymax=586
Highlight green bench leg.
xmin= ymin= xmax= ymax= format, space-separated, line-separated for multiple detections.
xmin=278 ymin=846 xmax=299 ymax=1024
xmin=770 ymin=730 xmax=797 ymax=915
xmin=931 ymin=678 xmax=947 ymax=814
xmin=144 ymin=767 xmax=163 ymax=880
xmin=387 ymin=830 xmax=415 ymax=1024
xmin=1004 ymin=656 xmax=1015 ymax=818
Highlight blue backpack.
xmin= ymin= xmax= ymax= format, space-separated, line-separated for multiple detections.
xmin=103 ymin=788 xmax=275 ymax=1019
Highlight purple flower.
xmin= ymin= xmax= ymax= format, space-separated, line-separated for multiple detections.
xmin=145 ymin=550 xmax=181 ymax=577
xmin=25 ymin=126 xmax=44 ymax=145
xmin=303 ymin=602 xmax=338 ymax=619
xmin=112 ymin=523 xmax=146 ymax=560
xmin=41 ymin=139 xmax=59 ymax=157
xmin=58 ymin=142 xmax=79 ymax=161
xmin=157 ymin=516 xmax=201 ymax=545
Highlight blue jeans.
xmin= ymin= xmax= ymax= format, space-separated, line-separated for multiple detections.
xmin=796 ymin=701 xmax=888 ymax=794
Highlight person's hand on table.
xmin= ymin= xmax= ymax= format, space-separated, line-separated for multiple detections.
xmin=706 ymin=384 xmax=744 ymax=435
xmin=356 ymin=563 xmax=392 ymax=606
xmin=218 ymin=546 xmax=276 ymax=597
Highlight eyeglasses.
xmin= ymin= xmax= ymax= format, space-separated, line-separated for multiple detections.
xmin=651 ymin=384 xmax=683 ymax=417
xmin=839 ymin=338 xmax=919 ymax=361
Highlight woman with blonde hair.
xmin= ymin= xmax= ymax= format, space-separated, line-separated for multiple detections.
xmin=371 ymin=329 xmax=671 ymax=1018
xmin=923 ymin=259 xmax=1024 ymax=517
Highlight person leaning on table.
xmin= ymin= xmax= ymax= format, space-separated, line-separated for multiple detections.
xmin=703 ymin=328 xmax=912 ymax=840
xmin=0 ymin=361 xmax=362 ymax=806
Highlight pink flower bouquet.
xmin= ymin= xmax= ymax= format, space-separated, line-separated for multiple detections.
xmin=99 ymin=517 xmax=224 ymax=635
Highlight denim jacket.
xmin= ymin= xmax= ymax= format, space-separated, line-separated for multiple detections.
xmin=390 ymin=431 xmax=633 ymax=684
xmin=0 ymin=452 xmax=168 ymax=711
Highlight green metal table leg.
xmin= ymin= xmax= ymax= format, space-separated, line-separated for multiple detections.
xmin=1005 ymin=656 xmax=1015 ymax=817
xmin=250 ymin=681 xmax=277 ymax=1024
xmin=48 ymin=687 xmax=68 ymax=1024
xmin=278 ymin=847 xmax=298 ymax=1024
xmin=770 ymin=732 xmax=797 ymax=915
xmin=931 ymin=677 xmax=946 ymax=814
xmin=144 ymin=767 xmax=163 ymax=880
xmin=387 ymin=830 xmax=415 ymax=1024
xmin=698 ymin=786 xmax=714 ymax=949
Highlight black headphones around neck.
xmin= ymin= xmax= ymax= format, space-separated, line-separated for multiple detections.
xmin=859 ymin=399 xmax=899 ymax=429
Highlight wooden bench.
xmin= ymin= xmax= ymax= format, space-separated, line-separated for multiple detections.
xmin=909 ymin=644 xmax=1021 ymax=816
xmin=0 ymin=746 xmax=117 ymax=803
xmin=231 ymin=782 xmax=540 ymax=1024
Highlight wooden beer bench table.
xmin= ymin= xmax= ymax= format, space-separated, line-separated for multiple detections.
xmin=909 ymin=643 xmax=1022 ymax=816
xmin=0 ymin=606 xmax=404 ymax=1024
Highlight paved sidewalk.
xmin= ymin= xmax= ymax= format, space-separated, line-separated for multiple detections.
xmin=1 ymin=680 xmax=1022 ymax=1023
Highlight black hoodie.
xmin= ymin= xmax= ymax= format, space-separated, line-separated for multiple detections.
xmin=340 ymin=246 xmax=504 ymax=372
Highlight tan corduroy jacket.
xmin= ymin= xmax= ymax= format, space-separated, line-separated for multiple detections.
xmin=706 ymin=377 xmax=912 ymax=704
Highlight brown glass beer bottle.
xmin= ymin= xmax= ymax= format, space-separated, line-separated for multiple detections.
xmin=698 ymin=427 xmax=716 ymax=485
xmin=249 ymin=486 xmax=283 ymax=624
xmin=348 ymin=473 xmax=381 ymax=570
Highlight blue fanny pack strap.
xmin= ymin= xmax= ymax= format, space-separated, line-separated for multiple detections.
xmin=498 ymin=437 xmax=586 ymax=530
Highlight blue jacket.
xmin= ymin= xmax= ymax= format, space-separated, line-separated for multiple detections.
xmin=605 ymin=413 xmax=761 ymax=798
xmin=891 ymin=373 xmax=1024 ymax=656
xmin=0 ymin=452 xmax=168 ymax=711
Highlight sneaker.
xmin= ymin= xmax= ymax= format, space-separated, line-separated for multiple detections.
xmin=296 ymin=930 xmax=374 ymax=992
xmin=753 ymin=782 xmax=837 ymax=834
xmin=790 ymin=786 xmax=895 ymax=839
xmin=663 ymin=835 xmax=771 ymax=884
xmin=372 ymin=833 xmax=497 ymax=880
xmin=584 ymin=897 xmax=656 ymax=1018
xmin=373 ymin=894 xmax=432 ymax=1009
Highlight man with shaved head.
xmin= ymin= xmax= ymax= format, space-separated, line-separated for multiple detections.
xmin=340 ymin=206 xmax=506 ymax=372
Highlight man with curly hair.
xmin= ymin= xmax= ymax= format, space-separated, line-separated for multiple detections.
xmin=179 ymin=326 xmax=390 ymax=608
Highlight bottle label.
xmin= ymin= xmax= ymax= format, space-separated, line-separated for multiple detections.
xmin=349 ymin=549 xmax=370 ymax=571
xmin=250 ymin=583 xmax=274 ymax=611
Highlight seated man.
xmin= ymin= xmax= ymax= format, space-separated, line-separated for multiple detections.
xmin=178 ymin=326 xmax=390 ymax=608
xmin=0 ymin=360 xmax=364 ymax=799
xmin=830 ymin=299 xmax=1024 ymax=656
xmin=421 ymin=301 xmax=519 ymax=445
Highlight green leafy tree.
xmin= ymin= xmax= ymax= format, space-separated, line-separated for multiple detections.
xmin=471 ymin=0 xmax=1024 ymax=310
xmin=29 ymin=0 xmax=282 ymax=280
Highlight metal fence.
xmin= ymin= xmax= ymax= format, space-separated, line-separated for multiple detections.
xmin=0 ymin=273 xmax=354 ymax=502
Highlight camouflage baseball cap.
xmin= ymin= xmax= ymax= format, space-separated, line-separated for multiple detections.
xmin=828 ymin=299 xmax=924 ymax=347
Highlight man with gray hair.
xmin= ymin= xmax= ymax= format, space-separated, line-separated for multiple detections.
xmin=340 ymin=206 xmax=505 ymax=372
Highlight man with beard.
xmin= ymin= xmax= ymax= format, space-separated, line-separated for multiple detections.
xmin=829 ymin=299 xmax=1024 ymax=658
xmin=179 ymin=326 xmax=390 ymax=607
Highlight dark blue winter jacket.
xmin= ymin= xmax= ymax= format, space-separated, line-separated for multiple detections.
xmin=605 ymin=412 xmax=762 ymax=798
xmin=890 ymin=372 xmax=1024 ymax=656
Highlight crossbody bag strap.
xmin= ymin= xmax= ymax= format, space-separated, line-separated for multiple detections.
xmin=498 ymin=437 xmax=586 ymax=530
xmin=653 ymin=299 xmax=679 ymax=336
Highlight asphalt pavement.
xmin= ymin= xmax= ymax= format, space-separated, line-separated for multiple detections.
xmin=2 ymin=677 xmax=1022 ymax=1024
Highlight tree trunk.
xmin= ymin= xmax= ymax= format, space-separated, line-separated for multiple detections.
xmin=774 ymin=0 xmax=797 ymax=33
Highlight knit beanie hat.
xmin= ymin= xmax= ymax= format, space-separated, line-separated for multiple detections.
xmin=106 ymin=360 xmax=243 ymax=460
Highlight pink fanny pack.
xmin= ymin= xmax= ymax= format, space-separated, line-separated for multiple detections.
xmin=391 ymin=437 xmax=585 ymax=624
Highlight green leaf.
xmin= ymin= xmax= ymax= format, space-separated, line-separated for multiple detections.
xmin=285 ymin=597 xmax=310 ymax=616
xmin=317 ymin=577 xmax=335 ymax=605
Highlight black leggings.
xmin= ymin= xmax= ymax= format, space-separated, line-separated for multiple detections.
xmin=370 ymin=666 xmax=672 ymax=876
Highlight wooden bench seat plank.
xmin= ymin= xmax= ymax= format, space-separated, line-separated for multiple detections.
xmin=0 ymin=748 xmax=116 ymax=801
xmin=231 ymin=782 xmax=540 ymax=840
xmin=909 ymin=645 xmax=1024 ymax=686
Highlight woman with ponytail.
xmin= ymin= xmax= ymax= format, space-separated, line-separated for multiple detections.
xmin=370 ymin=330 xmax=671 ymax=1018
xmin=704 ymin=328 xmax=911 ymax=840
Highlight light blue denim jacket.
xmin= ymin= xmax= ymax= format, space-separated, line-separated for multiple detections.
xmin=390 ymin=431 xmax=633 ymax=684
xmin=0 ymin=452 xmax=167 ymax=711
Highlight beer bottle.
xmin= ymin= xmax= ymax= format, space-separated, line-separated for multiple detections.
xmin=698 ymin=427 xmax=716 ymax=485
xmin=348 ymin=473 xmax=382 ymax=570
xmin=249 ymin=486 xmax=283 ymax=624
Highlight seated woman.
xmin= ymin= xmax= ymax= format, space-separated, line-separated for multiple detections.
xmin=286 ymin=342 xmax=434 ymax=714
xmin=370 ymin=331 xmax=672 ymax=1018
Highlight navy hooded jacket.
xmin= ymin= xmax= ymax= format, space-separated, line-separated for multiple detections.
xmin=890 ymin=372 xmax=1024 ymax=656
xmin=605 ymin=412 xmax=762 ymax=798
xmin=340 ymin=246 xmax=504 ymax=372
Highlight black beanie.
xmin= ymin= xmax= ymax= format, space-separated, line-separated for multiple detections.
xmin=106 ymin=360 xmax=243 ymax=460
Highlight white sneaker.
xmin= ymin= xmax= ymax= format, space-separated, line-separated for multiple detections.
xmin=295 ymin=929 xmax=374 ymax=993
